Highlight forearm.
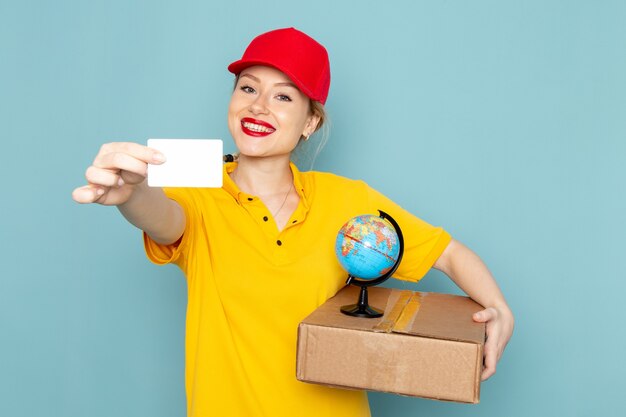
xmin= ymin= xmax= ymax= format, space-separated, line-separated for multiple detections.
xmin=434 ymin=239 xmax=515 ymax=379
xmin=434 ymin=239 xmax=511 ymax=312
xmin=117 ymin=182 xmax=185 ymax=245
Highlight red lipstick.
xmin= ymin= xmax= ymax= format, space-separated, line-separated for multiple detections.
xmin=240 ymin=117 xmax=276 ymax=137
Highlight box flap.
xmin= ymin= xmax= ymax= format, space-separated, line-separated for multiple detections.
xmin=300 ymin=286 xmax=404 ymax=332
xmin=301 ymin=286 xmax=485 ymax=344
xmin=394 ymin=292 xmax=486 ymax=344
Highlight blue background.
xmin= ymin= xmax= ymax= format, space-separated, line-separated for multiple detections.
xmin=1 ymin=1 xmax=624 ymax=416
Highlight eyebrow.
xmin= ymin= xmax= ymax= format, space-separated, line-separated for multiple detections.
xmin=240 ymin=73 xmax=298 ymax=89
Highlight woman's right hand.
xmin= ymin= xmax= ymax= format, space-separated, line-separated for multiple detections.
xmin=72 ymin=142 xmax=166 ymax=206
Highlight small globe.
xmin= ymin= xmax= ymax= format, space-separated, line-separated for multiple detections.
xmin=335 ymin=214 xmax=401 ymax=280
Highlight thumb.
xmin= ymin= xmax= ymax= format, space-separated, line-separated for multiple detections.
xmin=72 ymin=185 xmax=105 ymax=204
xmin=473 ymin=307 xmax=497 ymax=323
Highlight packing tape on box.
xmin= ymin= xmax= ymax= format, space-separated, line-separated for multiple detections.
xmin=373 ymin=290 xmax=425 ymax=333
xmin=394 ymin=292 xmax=425 ymax=333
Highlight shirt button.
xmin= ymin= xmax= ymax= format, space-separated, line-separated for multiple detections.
xmin=276 ymin=240 xmax=282 ymax=246
xmin=263 ymin=216 xmax=269 ymax=222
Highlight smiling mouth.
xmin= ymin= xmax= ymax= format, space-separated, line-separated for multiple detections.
xmin=241 ymin=118 xmax=276 ymax=136
xmin=242 ymin=121 xmax=275 ymax=133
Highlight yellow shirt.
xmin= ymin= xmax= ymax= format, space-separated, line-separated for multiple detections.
xmin=144 ymin=162 xmax=451 ymax=417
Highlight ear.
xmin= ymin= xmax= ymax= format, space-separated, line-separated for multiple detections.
xmin=303 ymin=112 xmax=321 ymax=138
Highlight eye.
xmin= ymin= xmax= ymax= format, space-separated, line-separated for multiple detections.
xmin=240 ymin=85 xmax=256 ymax=94
xmin=276 ymin=94 xmax=292 ymax=102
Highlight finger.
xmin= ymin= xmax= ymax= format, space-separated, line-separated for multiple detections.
xmin=481 ymin=342 xmax=498 ymax=380
xmin=72 ymin=185 xmax=105 ymax=204
xmin=120 ymin=170 xmax=146 ymax=185
xmin=481 ymin=364 xmax=496 ymax=381
xmin=85 ymin=166 xmax=124 ymax=187
xmin=94 ymin=151 xmax=150 ymax=177
xmin=97 ymin=142 xmax=166 ymax=165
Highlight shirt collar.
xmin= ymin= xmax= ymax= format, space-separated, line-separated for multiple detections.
xmin=222 ymin=161 xmax=311 ymax=211
xmin=222 ymin=162 xmax=241 ymax=199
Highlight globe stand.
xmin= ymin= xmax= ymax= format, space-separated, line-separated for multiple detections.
xmin=340 ymin=284 xmax=384 ymax=318
xmin=340 ymin=210 xmax=404 ymax=318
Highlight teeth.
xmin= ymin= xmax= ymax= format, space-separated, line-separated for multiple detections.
xmin=243 ymin=122 xmax=275 ymax=133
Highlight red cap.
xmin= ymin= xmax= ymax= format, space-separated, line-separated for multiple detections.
xmin=228 ymin=28 xmax=331 ymax=104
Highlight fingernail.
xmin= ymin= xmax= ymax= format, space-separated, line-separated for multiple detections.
xmin=117 ymin=178 xmax=125 ymax=187
xmin=152 ymin=152 xmax=166 ymax=163
xmin=96 ymin=188 xmax=105 ymax=196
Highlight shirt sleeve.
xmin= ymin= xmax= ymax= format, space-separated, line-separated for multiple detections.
xmin=143 ymin=187 xmax=196 ymax=269
xmin=366 ymin=185 xmax=451 ymax=283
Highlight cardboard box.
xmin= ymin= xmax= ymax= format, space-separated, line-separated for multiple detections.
xmin=296 ymin=285 xmax=486 ymax=403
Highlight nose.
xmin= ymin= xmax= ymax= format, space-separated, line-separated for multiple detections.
xmin=248 ymin=92 xmax=270 ymax=115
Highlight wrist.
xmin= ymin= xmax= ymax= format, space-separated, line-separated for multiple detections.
xmin=492 ymin=304 xmax=515 ymax=330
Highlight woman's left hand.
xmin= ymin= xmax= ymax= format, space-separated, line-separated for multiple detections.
xmin=472 ymin=306 xmax=514 ymax=380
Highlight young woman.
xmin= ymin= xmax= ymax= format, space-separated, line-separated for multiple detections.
xmin=72 ymin=27 xmax=514 ymax=417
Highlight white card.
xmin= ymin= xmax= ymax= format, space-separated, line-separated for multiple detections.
xmin=147 ymin=139 xmax=223 ymax=188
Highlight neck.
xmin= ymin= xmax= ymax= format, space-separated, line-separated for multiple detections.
xmin=231 ymin=154 xmax=293 ymax=196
